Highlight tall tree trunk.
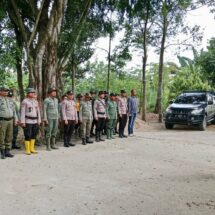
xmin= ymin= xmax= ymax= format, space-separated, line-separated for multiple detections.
xmin=154 ymin=15 xmax=168 ymax=122
xmin=16 ymin=57 xmax=24 ymax=102
xmin=141 ymin=7 xmax=149 ymax=121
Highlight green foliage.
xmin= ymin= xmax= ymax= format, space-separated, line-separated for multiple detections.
xmin=195 ymin=38 xmax=215 ymax=84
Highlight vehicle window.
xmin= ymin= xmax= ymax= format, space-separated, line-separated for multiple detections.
xmin=175 ymin=94 xmax=207 ymax=104
xmin=208 ymin=95 xmax=213 ymax=103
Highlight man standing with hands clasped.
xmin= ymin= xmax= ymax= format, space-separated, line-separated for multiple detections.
xmin=21 ymin=88 xmax=41 ymax=155
xmin=118 ymin=90 xmax=128 ymax=138
xmin=94 ymin=91 xmax=107 ymax=142
xmin=43 ymin=87 xmax=59 ymax=151
xmin=61 ymin=90 xmax=78 ymax=147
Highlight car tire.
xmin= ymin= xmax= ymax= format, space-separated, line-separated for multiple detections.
xmin=165 ymin=123 xmax=174 ymax=129
xmin=199 ymin=115 xmax=207 ymax=131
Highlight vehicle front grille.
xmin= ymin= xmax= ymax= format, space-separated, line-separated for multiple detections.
xmin=172 ymin=108 xmax=192 ymax=114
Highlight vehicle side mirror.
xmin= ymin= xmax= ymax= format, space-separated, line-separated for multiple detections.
xmin=208 ymin=100 xmax=213 ymax=105
xmin=169 ymin=100 xmax=173 ymax=104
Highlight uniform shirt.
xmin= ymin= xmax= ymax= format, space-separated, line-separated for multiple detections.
xmin=61 ymin=99 xmax=78 ymax=121
xmin=79 ymin=100 xmax=92 ymax=121
xmin=127 ymin=96 xmax=138 ymax=115
xmin=94 ymin=99 xmax=107 ymax=119
xmin=118 ymin=96 xmax=128 ymax=115
xmin=106 ymin=100 xmax=117 ymax=119
xmin=8 ymin=98 xmax=20 ymax=120
xmin=43 ymin=97 xmax=59 ymax=120
xmin=21 ymin=98 xmax=41 ymax=124
xmin=0 ymin=96 xmax=17 ymax=120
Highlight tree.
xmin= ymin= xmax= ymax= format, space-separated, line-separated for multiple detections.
xmin=153 ymin=0 xmax=201 ymax=122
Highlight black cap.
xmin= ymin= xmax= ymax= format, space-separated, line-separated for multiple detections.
xmin=67 ymin=90 xmax=74 ymax=95
xmin=0 ymin=85 xmax=9 ymax=91
xmin=48 ymin=87 xmax=57 ymax=94
xmin=98 ymin=91 xmax=105 ymax=95
xmin=84 ymin=93 xmax=91 ymax=98
xmin=110 ymin=93 xmax=117 ymax=97
xmin=120 ymin=90 xmax=126 ymax=94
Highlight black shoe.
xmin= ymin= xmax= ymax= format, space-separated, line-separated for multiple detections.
xmin=86 ymin=137 xmax=93 ymax=144
xmin=12 ymin=144 xmax=21 ymax=149
xmin=82 ymin=138 xmax=86 ymax=145
xmin=1 ymin=150 xmax=5 ymax=159
xmin=68 ymin=142 xmax=76 ymax=147
xmin=64 ymin=142 xmax=69 ymax=147
xmin=122 ymin=134 xmax=127 ymax=138
xmin=119 ymin=134 xmax=123 ymax=138
xmin=5 ymin=149 xmax=14 ymax=158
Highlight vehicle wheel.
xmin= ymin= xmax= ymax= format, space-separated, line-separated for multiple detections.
xmin=199 ymin=115 xmax=207 ymax=131
xmin=165 ymin=123 xmax=174 ymax=129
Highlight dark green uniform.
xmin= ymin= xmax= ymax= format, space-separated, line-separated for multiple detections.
xmin=106 ymin=100 xmax=117 ymax=139
xmin=0 ymin=89 xmax=18 ymax=158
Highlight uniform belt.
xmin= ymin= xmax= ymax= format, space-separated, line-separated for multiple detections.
xmin=25 ymin=116 xmax=38 ymax=120
xmin=0 ymin=117 xmax=13 ymax=121
xmin=97 ymin=112 xmax=105 ymax=114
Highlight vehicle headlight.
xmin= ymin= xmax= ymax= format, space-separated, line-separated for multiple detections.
xmin=166 ymin=108 xmax=173 ymax=114
xmin=191 ymin=109 xmax=203 ymax=115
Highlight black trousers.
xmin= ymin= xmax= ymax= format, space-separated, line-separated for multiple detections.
xmin=119 ymin=114 xmax=128 ymax=135
xmin=95 ymin=118 xmax=106 ymax=133
xmin=90 ymin=119 xmax=96 ymax=134
xmin=64 ymin=120 xmax=75 ymax=143
xmin=23 ymin=124 xmax=39 ymax=141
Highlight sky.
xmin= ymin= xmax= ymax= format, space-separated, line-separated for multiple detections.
xmin=91 ymin=5 xmax=215 ymax=69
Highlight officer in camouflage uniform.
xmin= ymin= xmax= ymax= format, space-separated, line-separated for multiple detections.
xmin=0 ymin=86 xmax=18 ymax=159
xmin=21 ymin=88 xmax=41 ymax=155
xmin=93 ymin=91 xmax=107 ymax=142
xmin=106 ymin=93 xmax=117 ymax=139
xmin=43 ymin=87 xmax=59 ymax=151
xmin=79 ymin=93 xmax=94 ymax=145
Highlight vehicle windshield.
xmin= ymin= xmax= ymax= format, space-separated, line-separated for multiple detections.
xmin=174 ymin=93 xmax=207 ymax=104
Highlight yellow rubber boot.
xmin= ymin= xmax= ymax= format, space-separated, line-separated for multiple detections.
xmin=30 ymin=139 xmax=38 ymax=154
xmin=24 ymin=141 xmax=31 ymax=155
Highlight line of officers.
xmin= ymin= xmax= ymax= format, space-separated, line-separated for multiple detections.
xmin=0 ymin=86 xmax=138 ymax=159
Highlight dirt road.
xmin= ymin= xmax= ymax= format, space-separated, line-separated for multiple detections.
xmin=1 ymin=121 xmax=215 ymax=215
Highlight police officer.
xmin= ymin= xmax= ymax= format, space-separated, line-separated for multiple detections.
xmin=21 ymin=88 xmax=41 ymax=155
xmin=43 ymin=87 xmax=59 ymax=151
xmin=118 ymin=90 xmax=128 ymax=138
xmin=90 ymin=90 xmax=97 ymax=137
xmin=79 ymin=93 xmax=94 ymax=145
xmin=94 ymin=91 xmax=107 ymax=142
xmin=61 ymin=90 xmax=78 ymax=147
xmin=106 ymin=93 xmax=117 ymax=139
xmin=0 ymin=86 xmax=18 ymax=159
xmin=8 ymin=90 xmax=21 ymax=149
xmin=75 ymin=93 xmax=83 ymax=138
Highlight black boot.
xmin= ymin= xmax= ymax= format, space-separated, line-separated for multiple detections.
xmin=68 ymin=136 xmax=76 ymax=147
xmin=95 ymin=131 xmax=100 ymax=142
xmin=64 ymin=137 xmax=69 ymax=147
xmin=82 ymin=138 xmax=86 ymax=145
xmin=99 ymin=132 xmax=105 ymax=141
xmin=12 ymin=141 xmax=21 ymax=149
xmin=5 ymin=149 xmax=14 ymax=158
xmin=1 ymin=149 xmax=5 ymax=159
xmin=122 ymin=134 xmax=127 ymax=138
xmin=86 ymin=136 xmax=93 ymax=144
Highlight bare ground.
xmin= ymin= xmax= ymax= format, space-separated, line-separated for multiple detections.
xmin=1 ymin=115 xmax=215 ymax=215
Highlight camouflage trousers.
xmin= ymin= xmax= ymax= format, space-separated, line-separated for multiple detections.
xmin=0 ymin=119 xmax=13 ymax=150
xmin=80 ymin=118 xmax=92 ymax=138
